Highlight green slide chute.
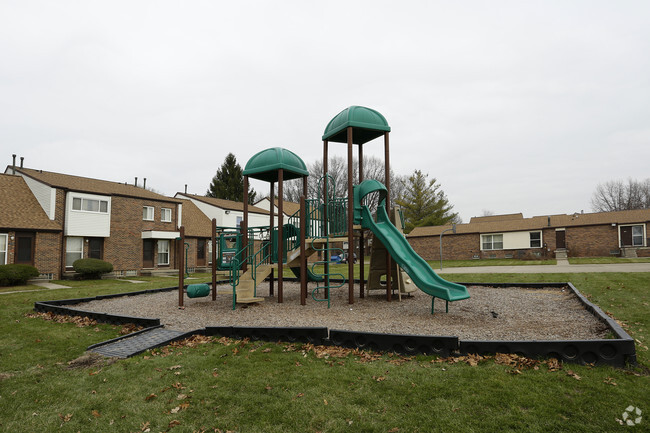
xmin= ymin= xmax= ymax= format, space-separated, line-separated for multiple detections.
xmin=354 ymin=180 xmax=470 ymax=303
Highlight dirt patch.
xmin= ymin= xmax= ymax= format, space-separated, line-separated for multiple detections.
xmin=67 ymin=352 xmax=117 ymax=370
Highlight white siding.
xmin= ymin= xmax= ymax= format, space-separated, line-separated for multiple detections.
xmin=18 ymin=174 xmax=56 ymax=220
xmin=65 ymin=192 xmax=111 ymax=237
xmin=482 ymin=231 xmax=543 ymax=250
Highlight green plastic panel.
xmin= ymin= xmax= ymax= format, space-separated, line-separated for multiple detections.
xmin=243 ymin=147 xmax=308 ymax=182
xmin=322 ymin=106 xmax=391 ymax=144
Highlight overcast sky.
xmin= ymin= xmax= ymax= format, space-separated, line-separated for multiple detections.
xmin=2 ymin=1 xmax=649 ymax=222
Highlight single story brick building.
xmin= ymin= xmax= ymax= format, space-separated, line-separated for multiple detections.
xmin=407 ymin=210 xmax=650 ymax=261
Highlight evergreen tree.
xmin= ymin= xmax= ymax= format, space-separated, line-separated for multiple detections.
xmin=396 ymin=170 xmax=459 ymax=233
xmin=206 ymin=153 xmax=256 ymax=204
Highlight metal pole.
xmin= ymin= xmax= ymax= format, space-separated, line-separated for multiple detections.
xmin=178 ymin=226 xmax=185 ymax=307
xmin=439 ymin=224 xmax=456 ymax=270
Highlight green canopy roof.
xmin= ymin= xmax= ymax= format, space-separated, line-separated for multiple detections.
xmin=322 ymin=106 xmax=390 ymax=144
xmin=243 ymin=147 xmax=309 ymax=182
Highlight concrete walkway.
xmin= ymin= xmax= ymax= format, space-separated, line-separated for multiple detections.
xmin=438 ymin=261 xmax=650 ymax=274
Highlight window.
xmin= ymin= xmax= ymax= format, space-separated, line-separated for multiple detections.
xmin=143 ymin=206 xmax=154 ymax=221
xmin=161 ymin=208 xmax=172 ymax=222
xmin=236 ymin=216 xmax=243 ymax=228
xmin=72 ymin=197 xmax=108 ymax=213
xmin=0 ymin=234 xmax=7 ymax=265
xmin=632 ymin=225 xmax=644 ymax=246
xmin=158 ymin=240 xmax=170 ymax=265
xmin=530 ymin=232 xmax=542 ymax=248
xmin=66 ymin=237 xmax=84 ymax=267
xmin=481 ymin=234 xmax=503 ymax=250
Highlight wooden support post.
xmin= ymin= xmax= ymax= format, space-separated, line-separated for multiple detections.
xmin=323 ymin=140 xmax=330 ymax=299
xmin=347 ymin=127 xmax=354 ymax=304
xmin=384 ymin=132 xmax=391 ymax=302
xmin=270 ymin=182 xmax=275 ymax=297
xmin=278 ymin=169 xmax=284 ymax=303
xmin=212 ymin=218 xmax=217 ymax=300
xmin=359 ymin=142 xmax=364 ymax=298
xmin=178 ymin=226 xmax=185 ymax=307
xmin=243 ymin=176 xmax=249 ymax=273
xmin=300 ymin=193 xmax=307 ymax=305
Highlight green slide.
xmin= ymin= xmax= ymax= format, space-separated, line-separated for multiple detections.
xmin=290 ymin=266 xmax=323 ymax=282
xmin=355 ymin=181 xmax=470 ymax=303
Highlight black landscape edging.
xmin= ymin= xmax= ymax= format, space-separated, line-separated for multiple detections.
xmin=86 ymin=325 xmax=165 ymax=350
xmin=35 ymin=281 xmax=637 ymax=366
xmin=206 ymin=326 xmax=329 ymax=345
xmin=329 ymin=329 xmax=458 ymax=357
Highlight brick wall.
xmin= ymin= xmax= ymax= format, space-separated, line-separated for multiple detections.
xmin=34 ymin=232 xmax=61 ymax=278
xmin=565 ymin=225 xmax=619 ymax=257
xmin=408 ymin=233 xmax=480 ymax=260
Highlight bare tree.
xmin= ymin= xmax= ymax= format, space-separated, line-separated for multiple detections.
xmin=284 ymin=155 xmax=406 ymax=212
xmin=591 ymin=178 xmax=650 ymax=212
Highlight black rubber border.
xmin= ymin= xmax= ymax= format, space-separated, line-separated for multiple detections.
xmin=329 ymin=329 xmax=457 ymax=357
xmin=456 ymin=282 xmax=637 ymax=367
xmin=32 ymin=281 xmax=637 ymax=366
xmin=206 ymin=326 xmax=329 ymax=345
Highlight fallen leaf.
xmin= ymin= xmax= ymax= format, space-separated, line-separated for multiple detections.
xmin=145 ymin=393 xmax=157 ymax=401
xmin=91 ymin=410 xmax=101 ymax=418
xmin=168 ymin=420 xmax=181 ymax=428
xmin=171 ymin=407 xmax=180 ymax=414
xmin=566 ymin=370 xmax=581 ymax=380
xmin=603 ymin=377 xmax=617 ymax=386
xmin=177 ymin=393 xmax=188 ymax=400
xmin=324 ymin=399 xmax=328 ymax=405
xmin=168 ymin=365 xmax=182 ymax=370
xmin=58 ymin=413 xmax=73 ymax=423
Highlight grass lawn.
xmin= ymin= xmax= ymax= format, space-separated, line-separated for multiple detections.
xmin=1 ymin=272 xmax=648 ymax=432
xmin=568 ymin=257 xmax=650 ymax=265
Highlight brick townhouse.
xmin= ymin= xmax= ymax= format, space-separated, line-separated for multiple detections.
xmin=407 ymin=210 xmax=650 ymax=261
xmin=4 ymin=165 xmax=183 ymax=278
xmin=0 ymin=173 xmax=62 ymax=278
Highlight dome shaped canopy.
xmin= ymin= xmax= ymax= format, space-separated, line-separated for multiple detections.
xmin=243 ymin=147 xmax=309 ymax=182
xmin=322 ymin=106 xmax=390 ymax=144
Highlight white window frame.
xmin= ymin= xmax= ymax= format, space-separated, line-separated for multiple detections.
xmin=158 ymin=240 xmax=170 ymax=265
xmin=143 ymin=206 xmax=154 ymax=221
xmin=529 ymin=231 xmax=542 ymax=248
xmin=0 ymin=234 xmax=7 ymax=265
xmin=620 ymin=224 xmax=646 ymax=247
xmin=72 ymin=197 xmax=109 ymax=214
xmin=161 ymin=208 xmax=172 ymax=222
xmin=65 ymin=237 xmax=84 ymax=267
xmin=481 ymin=234 xmax=504 ymax=250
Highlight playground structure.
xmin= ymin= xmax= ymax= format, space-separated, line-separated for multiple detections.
xmin=177 ymin=106 xmax=470 ymax=313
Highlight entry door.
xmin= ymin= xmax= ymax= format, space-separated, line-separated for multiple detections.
xmin=15 ymin=232 xmax=35 ymax=265
xmin=88 ymin=238 xmax=104 ymax=260
xmin=620 ymin=226 xmax=632 ymax=246
xmin=197 ymin=239 xmax=206 ymax=266
xmin=143 ymin=239 xmax=155 ymax=268
xmin=556 ymin=230 xmax=566 ymax=249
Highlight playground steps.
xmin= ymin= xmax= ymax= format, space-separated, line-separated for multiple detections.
xmin=235 ymin=264 xmax=275 ymax=304
xmin=88 ymin=326 xmax=189 ymax=359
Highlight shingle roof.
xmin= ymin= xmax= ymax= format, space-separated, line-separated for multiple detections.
xmin=469 ymin=213 xmax=523 ymax=223
xmin=408 ymin=209 xmax=650 ymax=238
xmin=274 ymin=198 xmax=301 ymax=216
xmin=177 ymin=193 xmax=269 ymax=215
xmin=178 ymin=199 xmax=213 ymax=238
xmin=0 ymin=174 xmax=60 ymax=231
xmin=13 ymin=167 xmax=181 ymax=203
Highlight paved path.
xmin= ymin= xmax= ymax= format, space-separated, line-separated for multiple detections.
xmin=438 ymin=262 xmax=650 ymax=274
